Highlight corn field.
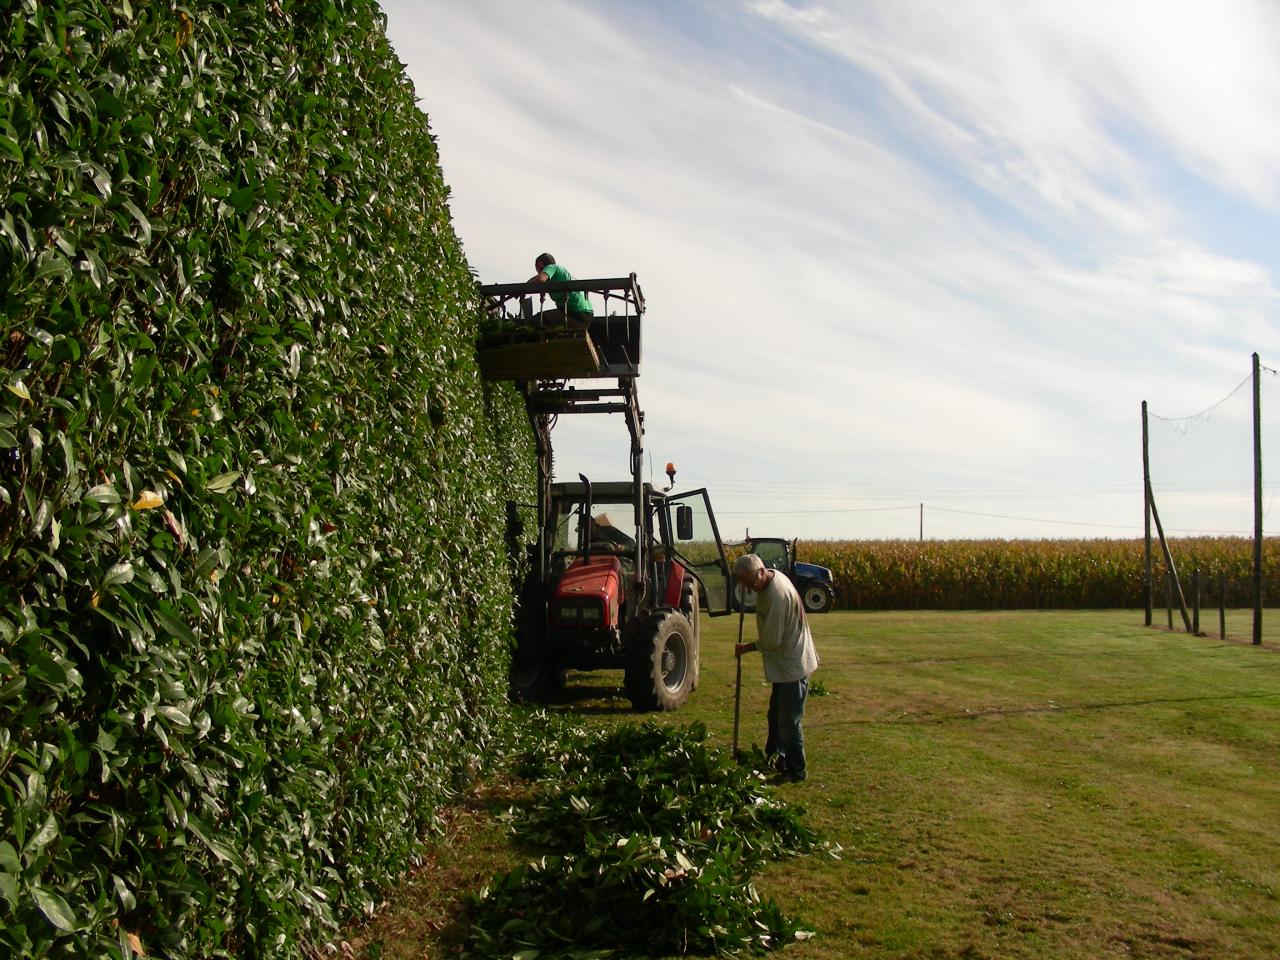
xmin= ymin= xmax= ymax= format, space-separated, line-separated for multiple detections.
xmin=790 ymin=537 xmax=1280 ymax=610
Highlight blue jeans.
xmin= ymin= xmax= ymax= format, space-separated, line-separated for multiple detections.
xmin=765 ymin=677 xmax=808 ymax=780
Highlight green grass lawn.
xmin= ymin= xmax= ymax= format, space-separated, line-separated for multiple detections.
xmin=353 ymin=610 xmax=1280 ymax=959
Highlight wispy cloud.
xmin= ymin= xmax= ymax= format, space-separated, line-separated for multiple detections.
xmin=381 ymin=0 xmax=1280 ymax=538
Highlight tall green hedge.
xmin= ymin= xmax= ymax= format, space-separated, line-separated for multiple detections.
xmin=0 ymin=1 xmax=534 ymax=956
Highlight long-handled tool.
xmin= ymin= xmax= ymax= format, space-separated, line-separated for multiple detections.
xmin=732 ymin=600 xmax=745 ymax=760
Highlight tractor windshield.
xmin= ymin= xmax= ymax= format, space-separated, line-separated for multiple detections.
xmin=550 ymin=499 xmax=637 ymax=554
xmin=751 ymin=539 xmax=790 ymax=572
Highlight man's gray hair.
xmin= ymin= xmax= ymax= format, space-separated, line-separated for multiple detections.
xmin=734 ymin=553 xmax=765 ymax=576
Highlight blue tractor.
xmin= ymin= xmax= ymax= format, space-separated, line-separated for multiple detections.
xmin=738 ymin=537 xmax=836 ymax=614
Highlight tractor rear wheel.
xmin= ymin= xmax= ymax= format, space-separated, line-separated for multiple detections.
xmin=625 ymin=609 xmax=695 ymax=711
xmin=801 ymin=581 xmax=835 ymax=614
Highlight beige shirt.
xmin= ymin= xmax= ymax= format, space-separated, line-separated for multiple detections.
xmin=754 ymin=571 xmax=819 ymax=683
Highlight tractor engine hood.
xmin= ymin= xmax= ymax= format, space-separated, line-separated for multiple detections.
xmin=794 ymin=560 xmax=833 ymax=582
xmin=552 ymin=556 xmax=622 ymax=628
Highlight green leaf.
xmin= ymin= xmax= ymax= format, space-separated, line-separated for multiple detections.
xmin=49 ymin=91 xmax=70 ymax=124
xmin=206 ymin=471 xmax=242 ymax=494
xmin=154 ymin=606 xmax=197 ymax=645
xmin=85 ymin=484 xmax=121 ymax=504
xmin=229 ymin=185 xmax=256 ymax=214
xmin=33 ymin=886 xmax=78 ymax=931
xmin=112 ymin=875 xmax=136 ymax=911
xmin=204 ymin=837 xmax=239 ymax=864
xmin=35 ymin=253 xmax=73 ymax=281
xmin=88 ymin=163 xmax=112 ymax=200
xmin=0 ymin=134 xmax=21 ymax=162
xmin=122 ymin=199 xmax=152 ymax=244
xmin=27 ymin=813 xmax=58 ymax=853
xmin=104 ymin=562 xmax=135 ymax=587
xmin=58 ymin=432 xmax=74 ymax=476
xmin=156 ymin=705 xmax=191 ymax=726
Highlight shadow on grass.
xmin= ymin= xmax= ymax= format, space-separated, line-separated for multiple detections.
xmin=546 ymin=683 xmax=636 ymax=715
xmin=811 ymin=690 xmax=1280 ymax=729
xmin=855 ymin=643 xmax=1254 ymax=667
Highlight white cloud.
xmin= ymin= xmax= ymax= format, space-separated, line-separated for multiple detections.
xmin=380 ymin=0 xmax=1280 ymax=539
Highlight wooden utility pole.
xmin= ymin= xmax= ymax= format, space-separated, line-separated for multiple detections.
xmin=1142 ymin=401 xmax=1153 ymax=626
xmin=919 ymin=503 xmax=923 ymax=542
xmin=1253 ymin=352 xmax=1263 ymax=645
xmin=1148 ymin=481 xmax=1192 ymax=632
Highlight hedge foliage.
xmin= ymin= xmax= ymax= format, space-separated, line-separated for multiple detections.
xmin=1 ymin=1 xmax=533 ymax=956
xmin=802 ymin=537 xmax=1280 ymax=610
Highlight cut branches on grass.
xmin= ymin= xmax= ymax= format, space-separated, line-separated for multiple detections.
xmin=465 ymin=722 xmax=822 ymax=958
xmin=511 ymin=721 xmax=821 ymax=866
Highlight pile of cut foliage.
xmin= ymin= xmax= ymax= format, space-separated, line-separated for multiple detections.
xmin=465 ymin=721 xmax=825 ymax=959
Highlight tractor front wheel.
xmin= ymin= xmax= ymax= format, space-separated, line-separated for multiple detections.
xmin=625 ymin=609 xmax=696 ymax=711
xmin=509 ymin=652 xmax=559 ymax=703
xmin=801 ymin=581 xmax=835 ymax=614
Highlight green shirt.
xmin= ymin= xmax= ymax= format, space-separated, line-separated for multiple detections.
xmin=542 ymin=263 xmax=593 ymax=317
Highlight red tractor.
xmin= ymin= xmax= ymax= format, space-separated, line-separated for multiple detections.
xmin=512 ymin=475 xmax=732 ymax=709
xmin=478 ymin=273 xmax=733 ymax=710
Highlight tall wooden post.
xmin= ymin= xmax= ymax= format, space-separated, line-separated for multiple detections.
xmin=1192 ymin=568 xmax=1200 ymax=636
xmin=1253 ymin=352 xmax=1263 ymax=645
xmin=1149 ymin=484 xmax=1193 ymax=632
xmin=1219 ymin=571 xmax=1226 ymax=640
xmin=1142 ymin=401 xmax=1153 ymax=626
xmin=919 ymin=503 xmax=923 ymax=542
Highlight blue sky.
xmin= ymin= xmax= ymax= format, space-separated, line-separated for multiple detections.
xmin=380 ymin=0 xmax=1280 ymax=540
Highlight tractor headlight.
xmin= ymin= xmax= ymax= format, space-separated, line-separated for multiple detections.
xmin=579 ymin=604 xmax=602 ymax=623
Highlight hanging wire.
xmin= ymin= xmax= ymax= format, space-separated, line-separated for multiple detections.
xmin=1148 ymin=371 xmax=1251 ymax=432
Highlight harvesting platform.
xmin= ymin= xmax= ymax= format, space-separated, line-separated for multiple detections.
xmin=476 ymin=274 xmax=644 ymax=381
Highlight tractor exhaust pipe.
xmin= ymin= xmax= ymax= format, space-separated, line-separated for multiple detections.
xmin=579 ymin=473 xmax=593 ymax=561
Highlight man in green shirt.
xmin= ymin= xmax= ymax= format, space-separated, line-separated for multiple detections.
xmin=530 ymin=253 xmax=594 ymax=327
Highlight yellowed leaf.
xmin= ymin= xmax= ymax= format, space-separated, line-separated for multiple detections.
xmin=126 ymin=930 xmax=146 ymax=955
xmin=176 ymin=11 xmax=192 ymax=48
xmin=131 ymin=490 xmax=164 ymax=510
xmin=6 ymin=380 xmax=31 ymax=401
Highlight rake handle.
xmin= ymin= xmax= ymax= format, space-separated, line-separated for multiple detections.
xmin=732 ymin=602 xmax=745 ymax=759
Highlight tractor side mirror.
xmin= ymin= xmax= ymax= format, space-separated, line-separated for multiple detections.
xmin=676 ymin=504 xmax=694 ymax=541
